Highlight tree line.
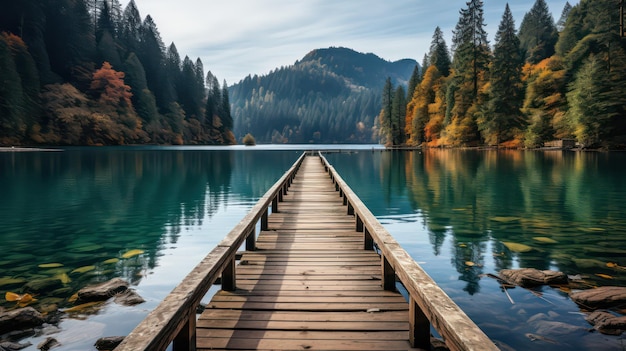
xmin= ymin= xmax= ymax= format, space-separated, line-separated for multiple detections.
xmin=379 ymin=0 xmax=626 ymax=149
xmin=0 ymin=0 xmax=234 ymax=146
xmin=230 ymin=47 xmax=414 ymax=144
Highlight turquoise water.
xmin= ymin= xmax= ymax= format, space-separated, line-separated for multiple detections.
xmin=327 ymin=149 xmax=626 ymax=350
xmin=0 ymin=147 xmax=625 ymax=350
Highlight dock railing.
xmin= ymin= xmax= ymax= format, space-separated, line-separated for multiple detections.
xmin=318 ymin=152 xmax=499 ymax=351
xmin=114 ymin=153 xmax=306 ymax=351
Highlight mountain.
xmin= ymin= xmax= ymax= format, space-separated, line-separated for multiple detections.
xmin=230 ymin=47 xmax=417 ymax=144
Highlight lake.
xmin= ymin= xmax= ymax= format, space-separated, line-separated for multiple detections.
xmin=1 ymin=146 xmax=625 ymax=350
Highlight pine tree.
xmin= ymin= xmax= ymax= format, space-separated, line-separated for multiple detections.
xmin=429 ymin=26 xmax=451 ymax=76
xmin=556 ymin=2 xmax=572 ymax=32
xmin=479 ymin=4 xmax=524 ymax=145
xmin=120 ymin=0 xmax=142 ymax=55
xmin=566 ymin=56 xmax=611 ymax=147
xmin=518 ymin=0 xmax=558 ymax=63
xmin=0 ymin=34 xmax=26 ymax=143
xmin=379 ymin=77 xmax=394 ymax=145
xmin=124 ymin=53 xmax=158 ymax=123
xmin=44 ymin=0 xmax=96 ymax=85
xmin=445 ymin=0 xmax=490 ymax=145
xmin=391 ymin=86 xmax=406 ymax=145
xmin=221 ymin=80 xmax=233 ymax=131
xmin=451 ymin=0 xmax=490 ymax=99
xmin=178 ymin=56 xmax=204 ymax=120
xmin=420 ymin=54 xmax=429 ymax=81
xmin=407 ymin=64 xmax=420 ymax=100
xmin=138 ymin=15 xmax=168 ymax=110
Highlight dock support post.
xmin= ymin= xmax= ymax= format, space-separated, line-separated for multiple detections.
xmin=246 ymin=228 xmax=256 ymax=251
xmin=222 ymin=256 xmax=236 ymax=291
xmin=364 ymin=228 xmax=374 ymax=250
xmin=347 ymin=202 xmax=354 ymax=215
xmin=356 ymin=215 xmax=363 ymax=232
xmin=409 ymin=298 xmax=430 ymax=349
xmin=272 ymin=197 xmax=279 ymax=213
xmin=172 ymin=311 xmax=196 ymax=351
xmin=261 ymin=209 xmax=269 ymax=231
xmin=382 ymin=255 xmax=395 ymax=291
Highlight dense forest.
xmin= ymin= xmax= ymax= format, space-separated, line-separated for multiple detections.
xmin=0 ymin=0 xmax=234 ymax=146
xmin=380 ymin=0 xmax=626 ymax=149
xmin=230 ymin=48 xmax=416 ymax=144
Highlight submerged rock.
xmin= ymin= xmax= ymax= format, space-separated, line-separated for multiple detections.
xmin=585 ymin=311 xmax=626 ymax=335
xmin=0 ymin=341 xmax=31 ymax=350
xmin=76 ymin=278 xmax=128 ymax=302
xmin=24 ymin=278 xmax=63 ymax=293
xmin=570 ymin=286 xmax=626 ymax=309
xmin=0 ymin=307 xmax=45 ymax=334
xmin=113 ymin=289 xmax=145 ymax=306
xmin=94 ymin=336 xmax=124 ymax=350
xmin=37 ymin=337 xmax=59 ymax=351
xmin=499 ymin=268 xmax=568 ymax=287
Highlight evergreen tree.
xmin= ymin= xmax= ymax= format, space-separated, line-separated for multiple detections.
xmin=407 ymin=64 xmax=420 ymax=100
xmin=429 ymin=26 xmax=451 ymax=76
xmin=3 ymin=33 xmax=40 ymax=135
xmin=96 ymin=30 xmax=122 ymax=68
xmin=518 ymin=0 xmax=558 ymax=63
xmin=44 ymin=0 xmax=96 ymax=86
xmin=391 ymin=85 xmax=406 ymax=145
xmin=451 ymin=0 xmax=490 ymax=98
xmin=178 ymin=56 xmax=204 ymax=119
xmin=162 ymin=43 xmax=181 ymax=111
xmin=379 ymin=77 xmax=394 ymax=145
xmin=96 ymin=1 xmax=114 ymax=41
xmin=556 ymin=2 xmax=572 ymax=32
xmin=0 ymin=34 xmax=26 ymax=143
xmin=420 ymin=54 xmax=429 ymax=81
xmin=124 ymin=53 xmax=158 ymax=123
xmin=479 ymin=4 xmax=524 ymax=145
xmin=221 ymin=79 xmax=233 ymax=131
xmin=555 ymin=2 xmax=586 ymax=57
xmin=446 ymin=0 xmax=490 ymax=145
xmin=120 ymin=0 xmax=142 ymax=55
xmin=566 ymin=56 xmax=611 ymax=147
xmin=205 ymin=71 xmax=219 ymax=123
xmin=138 ymin=15 xmax=168 ymax=109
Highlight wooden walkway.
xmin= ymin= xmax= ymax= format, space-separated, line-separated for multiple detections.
xmin=196 ymin=156 xmax=413 ymax=350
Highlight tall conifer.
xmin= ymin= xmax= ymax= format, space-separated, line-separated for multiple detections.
xmin=480 ymin=4 xmax=524 ymax=145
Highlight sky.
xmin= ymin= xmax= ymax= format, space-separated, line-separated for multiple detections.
xmin=120 ymin=0 xmax=576 ymax=85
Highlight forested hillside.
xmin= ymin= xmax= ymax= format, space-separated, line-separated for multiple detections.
xmin=230 ymin=47 xmax=417 ymax=144
xmin=380 ymin=0 xmax=626 ymax=149
xmin=0 ymin=0 xmax=234 ymax=146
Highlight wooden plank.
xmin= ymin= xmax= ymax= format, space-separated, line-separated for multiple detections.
xmin=197 ymin=320 xmax=409 ymax=331
xmin=196 ymin=156 xmax=420 ymax=351
xmin=197 ymin=337 xmax=413 ymax=351
xmin=199 ymin=310 xmax=409 ymax=322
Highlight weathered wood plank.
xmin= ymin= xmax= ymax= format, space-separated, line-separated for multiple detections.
xmin=198 ymin=310 xmax=409 ymax=322
xmin=197 ymin=156 xmax=415 ymax=351
xmin=197 ymin=338 xmax=413 ymax=351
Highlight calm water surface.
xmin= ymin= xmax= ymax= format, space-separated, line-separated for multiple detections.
xmin=1 ymin=146 xmax=625 ymax=350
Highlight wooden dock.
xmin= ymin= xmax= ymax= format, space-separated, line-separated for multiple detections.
xmin=196 ymin=156 xmax=411 ymax=350
xmin=115 ymin=153 xmax=499 ymax=351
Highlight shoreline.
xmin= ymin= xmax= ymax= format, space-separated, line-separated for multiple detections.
xmin=0 ymin=147 xmax=63 ymax=152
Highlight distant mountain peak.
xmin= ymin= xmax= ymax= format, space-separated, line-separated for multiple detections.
xmin=230 ymin=47 xmax=417 ymax=144
xmin=299 ymin=47 xmax=417 ymax=89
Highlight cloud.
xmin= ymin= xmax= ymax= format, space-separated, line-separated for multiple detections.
xmin=122 ymin=0 xmax=575 ymax=84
